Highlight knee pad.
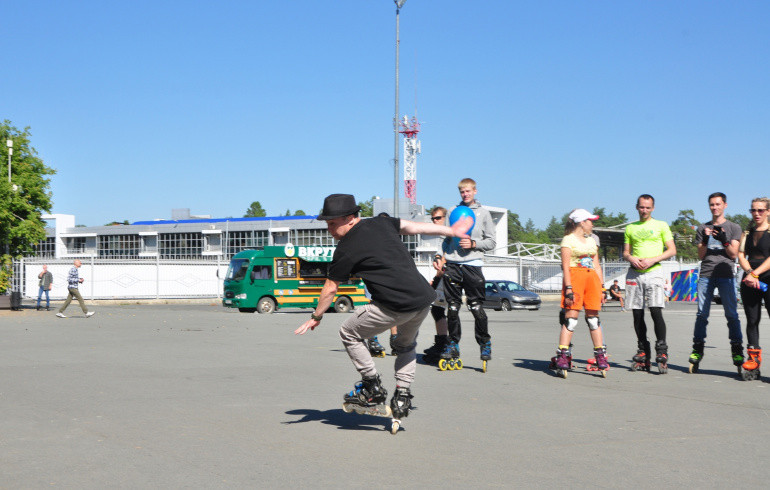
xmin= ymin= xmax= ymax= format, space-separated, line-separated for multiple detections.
xmin=468 ymin=300 xmax=487 ymax=320
xmin=586 ymin=316 xmax=600 ymax=331
xmin=447 ymin=302 xmax=461 ymax=320
xmin=431 ymin=305 xmax=446 ymax=322
xmin=565 ymin=317 xmax=579 ymax=332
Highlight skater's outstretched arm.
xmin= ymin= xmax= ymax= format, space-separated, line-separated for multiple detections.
xmin=399 ymin=216 xmax=472 ymax=238
xmin=294 ymin=279 xmax=340 ymax=335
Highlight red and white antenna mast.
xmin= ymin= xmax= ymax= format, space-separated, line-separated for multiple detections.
xmin=399 ymin=115 xmax=421 ymax=204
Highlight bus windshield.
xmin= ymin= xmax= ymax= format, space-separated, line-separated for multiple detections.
xmin=226 ymin=259 xmax=250 ymax=281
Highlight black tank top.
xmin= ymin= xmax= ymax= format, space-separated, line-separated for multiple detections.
xmin=745 ymin=229 xmax=770 ymax=281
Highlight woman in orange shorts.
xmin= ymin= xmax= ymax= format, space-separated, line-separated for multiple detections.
xmin=551 ymin=208 xmax=609 ymax=378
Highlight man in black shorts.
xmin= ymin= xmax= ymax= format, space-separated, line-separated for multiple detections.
xmin=295 ymin=194 xmax=470 ymax=421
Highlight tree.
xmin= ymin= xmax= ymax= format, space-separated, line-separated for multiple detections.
xmin=0 ymin=120 xmax=56 ymax=292
xmin=293 ymin=210 xmax=306 ymax=216
xmin=105 ymin=220 xmax=129 ymax=226
xmin=726 ymin=213 xmax=751 ymax=232
xmin=244 ymin=201 xmax=266 ymax=218
xmin=592 ymin=207 xmax=628 ymax=228
xmin=670 ymin=209 xmax=700 ymax=260
xmin=358 ymin=196 xmax=375 ymax=217
xmin=544 ymin=216 xmax=564 ymax=243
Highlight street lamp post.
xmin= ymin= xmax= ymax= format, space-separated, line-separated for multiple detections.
xmin=6 ymin=139 xmax=11 ymax=183
xmin=393 ymin=0 xmax=406 ymax=218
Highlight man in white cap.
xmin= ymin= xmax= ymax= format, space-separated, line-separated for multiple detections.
xmin=295 ymin=193 xmax=471 ymax=426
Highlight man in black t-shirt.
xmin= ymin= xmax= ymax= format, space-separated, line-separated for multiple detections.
xmin=608 ymin=280 xmax=625 ymax=310
xmin=295 ymin=194 xmax=471 ymax=422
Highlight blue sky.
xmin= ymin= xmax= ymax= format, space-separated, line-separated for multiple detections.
xmin=5 ymin=1 xmax=769 ymax=228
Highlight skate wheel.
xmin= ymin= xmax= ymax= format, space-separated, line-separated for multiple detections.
xmin=448 ymin=359 xmax=457 ymax=370
xmin=658 ymin=364 xmax=668 ymax=374
xmin=601 ymin=370 xmax=607 ymax=378
xmin=438 ymin=359 xmax=448 ymax=371
xmin=342 ymin=403 xmax=352 ymax=413
xmin=390 ymin=420 xmax=400 ymax=434
xmin=559 ymin=369 xmax=568 ymax=379
xmin=456 ymin=359 xmax=463 ymax=370
xmin=482 ymin=360 xmax=487 ymax=373
xmin=587 ymin=358 xmax=596 ymax=365
xmin=688 ymin=363 xmax=698 ymax=374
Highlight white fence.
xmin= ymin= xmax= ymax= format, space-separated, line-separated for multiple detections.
xmin=15 ymin=257 xmax=227 ymax=300
xmin=13 ymin=256 xmax=701 ymax=300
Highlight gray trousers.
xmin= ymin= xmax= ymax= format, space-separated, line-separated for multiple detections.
xmin=59 ymin=288 xmax=88 ymax=314
xmin=339 ymin=302 xmax=430 ymax=389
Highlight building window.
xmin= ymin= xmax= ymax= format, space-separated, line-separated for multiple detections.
xmin=33 ymin=237 xmax=57 ymax=258
xmin=226 ymin=231 xmax=268 ymax=257
xmin=159 ymin=233 xmax=203 ymax=259
xmin=67 ymin=237 xmax=87 ymax=254
xmin=401 ymin=234 xmax=418 ymax=256
xmin=99 ymin=235 xmax=141 ymax=257
xmin=292 ymin=229 xmax=335 ymax=247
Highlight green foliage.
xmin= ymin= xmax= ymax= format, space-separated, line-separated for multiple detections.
xmin=0 ymin=121 xmax=56 ymax=255
xmin=358 ymin=196 xmax=375 ymax=218
xmin=592 ymin=207 xmax=628 ymax=228
xmin=0 ymin=254 xmax=12 ymax=294
xmin=0 ymin=121 xmax=56 ymax=292
xmin=293 ymin=210 xmax=306 ymax=216
xmin=670 ymin=209 xmax=700 ymax=260
xmin=726 ymin=213 xmax=750 ymax=231
xmin=105 ymin=220 xmax=129 ymax=226
xmin=244 ymin=201 xmax=267 ymax=218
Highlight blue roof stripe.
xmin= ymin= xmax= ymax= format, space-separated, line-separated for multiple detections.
xmin=131 ymin=215 xmax=319 ymax=225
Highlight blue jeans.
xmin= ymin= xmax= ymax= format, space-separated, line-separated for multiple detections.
xmin=693 ymin=276 xmax=742 ymax=344
xmin=37 ymin=286 xmax=50 ymax=308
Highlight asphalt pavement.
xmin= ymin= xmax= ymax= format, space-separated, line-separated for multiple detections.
xmin=1 ymin=300 xmax=769 ymax=488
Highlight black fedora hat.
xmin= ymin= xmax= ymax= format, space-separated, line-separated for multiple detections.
xmin=317 ymin=194 xmax=361 ymax=220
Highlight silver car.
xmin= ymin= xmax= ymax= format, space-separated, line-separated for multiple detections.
xmin=483 ymin=280 xmax=541 ymax=311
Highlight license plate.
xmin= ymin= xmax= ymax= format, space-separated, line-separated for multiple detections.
xmin=224 ymin=300 xmax=232 ymax=304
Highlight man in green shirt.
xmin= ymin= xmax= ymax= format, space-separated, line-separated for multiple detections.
xmin=623 ymin=194 xmax=677 ymax=373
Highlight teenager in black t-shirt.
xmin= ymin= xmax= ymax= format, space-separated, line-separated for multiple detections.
xmin=295 ymin=194 xmax=471 ymax=425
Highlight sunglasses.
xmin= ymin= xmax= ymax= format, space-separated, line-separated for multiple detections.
xmin=431 ymin=216 xmax=445 ymax=221
xmin=750 ymin=209 xmax=768 ymax=214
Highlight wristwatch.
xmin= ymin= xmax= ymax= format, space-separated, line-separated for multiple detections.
xmin=310 ymin=312 xmax=323 ymax=322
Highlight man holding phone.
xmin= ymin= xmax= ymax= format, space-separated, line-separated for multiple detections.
xmin=688 ymin=192 xmax=744 ymax=373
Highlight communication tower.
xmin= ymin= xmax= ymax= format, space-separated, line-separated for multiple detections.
xmin=399 ymin=115 xmax=421 ymax=204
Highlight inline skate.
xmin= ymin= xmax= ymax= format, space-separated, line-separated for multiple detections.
xmin=631 ymin=340 xmax=651 ymax=372
xmin=655 ymin=340 xmax=669 ymax=374
xmin=367 ymin=336 xmax=386 ymax=358
xmin=549 ymin=344 xmax=573 ymax=372
xmin=731 ymin=343 xmax=744 ymax=374
xmin=388 ymin=386 xmax=413 ymax=434
xmin=587 ymin=345 xmax=609 ymax=377
xmin=342 ymin=374 xmax=390 ymax=416
xmin=550 ymin=347 xmax=572 ymax=379
xmin=389 ymin=334 xmax=398 ymax=356
xmin=688 ymin=341 xmax=705 ymax=374
xmin=741 ymin=346 xmax=761 ymax=381
xmin=480 ymin=341 xmax=492 ymax=373
xmin=438 ymin=340 xmax=462 ymax=371
xmin=422 ymin=335 xmax=448 ymax=365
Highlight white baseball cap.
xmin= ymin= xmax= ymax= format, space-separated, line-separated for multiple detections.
xmin=569 ymin=209 xmax=600 ymax=223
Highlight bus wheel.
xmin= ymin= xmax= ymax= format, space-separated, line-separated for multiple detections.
xmin=238 ymin=308 xmax=257 ymax=313
xmin=257 ymin=297 xmax=276 ymax=314
xmin=333 ymin=296 xmax=353 ymax=313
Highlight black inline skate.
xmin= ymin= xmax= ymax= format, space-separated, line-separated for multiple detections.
xmin=342 ymin=374 xmax=390 ymax=418
xmin=438 ymin=340 xmax=462 ymax=371
xmin=388 ymin=386 xmax=413 ymax=434
xmin=389 ymin=334 xmax=398 ymax=356
xmin=731 ymin=343 xmax=745 ymax=374
xmin=422 ymin=335 xmax=448 ymax=364
xmin=631 ymin=340 xmax=651 ymax=372
xmin=741 ymin=346 xmax=761 ymax=381
xmin=480 ymin=341 xmax=492 ymax=373
xmin=688 ymin=341 xmax=705 ymax=374
xmin=367 ymin=336 xmax=386 ymax=358
xmin=655 ymin=340 xmax=669 ymax=374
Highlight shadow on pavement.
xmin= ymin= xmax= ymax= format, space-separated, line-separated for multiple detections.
xmin=283 ymin=408 xmax=390 ymax=432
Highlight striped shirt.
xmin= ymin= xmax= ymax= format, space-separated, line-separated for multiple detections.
xmin=67 ymin=267 xmax=80 ymax=289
